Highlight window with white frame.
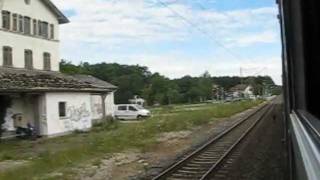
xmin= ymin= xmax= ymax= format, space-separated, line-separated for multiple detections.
xmin=33 ymin=19 xmax=37 ymax=35
xmin=12 ymin=14 xmax=18 ymax=31
xmin=24 ymin=16 xmax=31 ymax=35
xmin=3 ymin=46 xmax=13 ymax=67
xmin=18 ymin=15 xmax=23 ymax=33
xmin=2 ymin=11 xmax=11 ymax=30
xmin=24 ymin=49 xmax=33 ymax=69
xmin=43 ymin=52 xmax=51 ymax=71
xmin=50 ymin=24 xmax=54 ymax=39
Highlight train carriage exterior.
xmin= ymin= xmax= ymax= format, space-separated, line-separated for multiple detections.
xmin=278 ymin=0 xmax=320 ymax=179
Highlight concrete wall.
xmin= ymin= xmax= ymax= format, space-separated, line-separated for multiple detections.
xmin=2 ymin=91 xmax=115 ymax=136
xmin=0 ymin=0 xmax=61 ymax=71
xmin=90 ymin=95 xmax=103 ymax=120
xmin=105 ymin=92 xmax=115 ymax=116
xmin=38 ymin=94 xmax=48 ymax=135
xmin=45 ymin=92 xmax=92 ymax=136
xmin=91 ymin=92 xmax=116 ymax=123
xmin=3 ymin=95 xmax=37 ymax=131
xmin=3 ymin=97 xmax=24 ymax=131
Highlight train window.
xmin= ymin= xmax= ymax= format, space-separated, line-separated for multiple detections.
xmin=301 ymin=0 xmax=320 ymax=119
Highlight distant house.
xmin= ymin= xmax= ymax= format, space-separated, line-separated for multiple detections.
xmin=212 ymin=84 xmax=224 ymax=100
xmin=129 ymin=95 xmax=146 ymax=107
xmin=0 ymin=0 xmax=117 ymax=137
xmin=229 ymin=84 xmax=254 ymax=99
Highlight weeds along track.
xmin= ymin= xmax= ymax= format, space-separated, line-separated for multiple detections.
xmin=152 ymin=102 xmax=274 ymax=180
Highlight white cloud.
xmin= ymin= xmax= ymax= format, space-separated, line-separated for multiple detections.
xmin=225 ymin=31 xmax=279 ymax=47
xmin=53 ymin=0 xmax=279 ymax=47
xmin=51 ymin=0 xmax=282 ymax=84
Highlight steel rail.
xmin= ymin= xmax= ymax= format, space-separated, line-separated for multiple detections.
xmin=200 ymin=104 xmax=274 ymax=179
xmin=152 ymin=102 xmax=271 ymax=180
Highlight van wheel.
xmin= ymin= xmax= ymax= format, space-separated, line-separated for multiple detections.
xmin=137 ymin=115 xmax=143 ymax=120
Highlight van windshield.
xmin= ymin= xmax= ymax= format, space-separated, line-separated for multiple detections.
xmin=134 ymin=105 xmax=144 ymax=110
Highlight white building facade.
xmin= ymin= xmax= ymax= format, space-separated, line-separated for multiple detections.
xmin=230 ymin=84 xmax=255 ymax=99
xmin=0 ymin=0 xmax=63 ymax=71
xmin=0 ymin=0 xmax=117 ymax=137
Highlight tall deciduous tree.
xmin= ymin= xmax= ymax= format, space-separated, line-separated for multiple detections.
xmin=60 ymin=61 xmax=277 ymax=105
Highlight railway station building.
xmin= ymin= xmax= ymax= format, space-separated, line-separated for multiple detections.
xmin=0 ymin=0 xmax=117 ymax=137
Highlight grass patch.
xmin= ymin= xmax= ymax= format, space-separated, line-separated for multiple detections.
xmin=0 ymin=100 xmax=263 ymax=180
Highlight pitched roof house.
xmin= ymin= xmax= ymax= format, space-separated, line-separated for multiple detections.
xmin=0 ymin=0 xmax=116 ymax=137
xmin=229 ymin=84 xmax=254 ymax=99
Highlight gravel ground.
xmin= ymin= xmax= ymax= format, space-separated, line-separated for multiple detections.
xmin=139 ymin=104 xmax=266 ymax=179
xmin=222 ymin=98 xmax=286 ymax=180
xmin=42 ymin=104 xmax=266 ymax=180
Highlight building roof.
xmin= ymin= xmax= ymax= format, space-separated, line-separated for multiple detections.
xmin=72 ymin=74 xmax=117 ymax=90
xmin=0 ymin=67 xmax=117 ymax=93
xmin=41 ymin=0 xmax=69 ymax=24
xmin=229 ymin=84 xmax=250 ymax=92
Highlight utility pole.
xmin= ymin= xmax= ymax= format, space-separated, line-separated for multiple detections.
xmin=240 ymin=67 xmax=243 ymax=85
xmin=240 ymin=67 xmax=243 ymax=78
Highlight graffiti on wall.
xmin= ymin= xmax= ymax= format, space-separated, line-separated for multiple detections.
xmin=63 ymin=103 xmax=91 ymax=131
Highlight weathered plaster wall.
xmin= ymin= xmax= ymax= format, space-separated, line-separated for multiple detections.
xmin=105 ymin=92 xmax=115 ymax=116
xmin=3 ymin=97 xmax=23 ymax=131
xmin=90 ymin=92 xmax=116 ymax=123
xmin=45 ymin=92 xmax=92 ymax=136
xmin=0 ymin=0 xmax=60 ymax=71
xmin=38 ymin=94 xmax=48 ymax=135
xmin=91 ymin=95 xmax=103 ymax=120
xmin=0 ymin=0 xmax=4 ymax=10
xmin=2 ymin=92 xmax=115 ymax=136
xmin=3 ymin=95 xmax=37 ymax=131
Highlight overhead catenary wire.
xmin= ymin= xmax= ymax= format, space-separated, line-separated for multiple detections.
xmin=240 ymin=67 xmax=267 ymax=76
xmin=252 ymin=67 xmax=267 ymax=76
xmin=196 ymin=0 xmax=245 ymax=26
xmin=153 ymin=0 xmax=250 ymax=63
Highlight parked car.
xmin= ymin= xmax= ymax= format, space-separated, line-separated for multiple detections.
xmin=225 ymin=96 xmax=233 ymax=102
xmin=114 ymin=104 xmax=151 ymax=120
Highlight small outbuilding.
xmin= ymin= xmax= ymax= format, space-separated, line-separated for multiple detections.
xmin=0 ymin=68 xmax=117 ymax=137
xmin=229 ymin=84 xmax=254 ymax=99
xmin=129 ymin=95 xmax=146 ymax=107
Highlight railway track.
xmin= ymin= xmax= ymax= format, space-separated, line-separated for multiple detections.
xmin=152 ymin=102 xmax=274 ymax=180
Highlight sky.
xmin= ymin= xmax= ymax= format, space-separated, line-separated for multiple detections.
xmin=52 ymin=0 xmax=282 ymax=85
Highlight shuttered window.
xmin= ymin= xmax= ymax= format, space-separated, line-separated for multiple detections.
xmin=43 ymin=52 xmax=51 ymax=71
xmin=38 ymin=20 xmax=42 ymax=35
xmin=50 ymin=24 xmax=54 ymax=39
xmin=42 ymin=22 xmax=48 ymax=38
xmin=24 ymin=16 xmax=31 ymax=35
xmin=3 ymin=46 xmax=13 ymax=67
xmin=12 ymin=14 xmax=18 ymax=31
xmin=37 ymin=20 xmax=49 ymax=38
xmin=2 ymin=11 xmax=10 ymax=30
xmin=33 ymin=19 xmax=37 ymax=35
xmin=24 ymin=50 xmax=33 ymax=69
xmin=18 ymin=15 xmax=23 ymax=33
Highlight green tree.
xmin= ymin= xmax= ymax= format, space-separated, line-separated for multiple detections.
xmin=60 ymin=61 xmax=276 ymax=105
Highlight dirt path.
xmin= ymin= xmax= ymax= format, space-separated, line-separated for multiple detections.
xmin=68 ymin=105 xmax=262 ymax=180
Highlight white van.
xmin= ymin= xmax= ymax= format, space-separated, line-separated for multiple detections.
xmin=114 ymin=104 xmax=151 ymax=120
